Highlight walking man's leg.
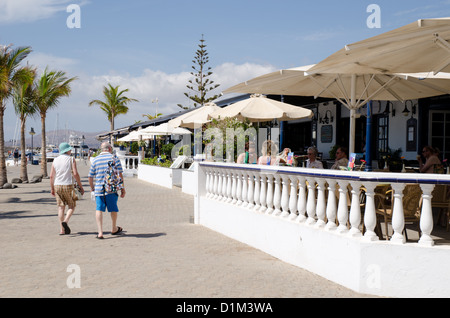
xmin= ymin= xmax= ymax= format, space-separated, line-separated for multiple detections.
xmin=96 ymin=210 xmax=103 ymax=238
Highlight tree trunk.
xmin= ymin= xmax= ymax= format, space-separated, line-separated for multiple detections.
xmin=0 ymin=103 xmax=7 ymax=187
xmin=20 ymin=118 xmax=28 ymax=183
xmin=110 ymin=115 xmax=115 ymax=145
xmin=40 ymin=113 xmax=48 ymax=178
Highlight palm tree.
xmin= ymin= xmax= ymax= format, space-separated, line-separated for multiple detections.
xmin=0 ymin=45 xmax=33 ymax=187
xmin=35 ymin=68 xmax=77 ymax=178
xmin=12 ymin=66 xmax=36 ymax=182
xmin=89 ymin=83 xmax=138 ymax=143
xmin=142 ymin=112 xmax=163 ymax=121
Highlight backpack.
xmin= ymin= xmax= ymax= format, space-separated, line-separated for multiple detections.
xmin=104 ymin=156 xmax=123 ymax=194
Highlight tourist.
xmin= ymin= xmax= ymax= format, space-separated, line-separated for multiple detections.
xmin=237 ymin=141 xmax=257 ymax=164
xmin=50 ymin=142 xmax=85 ymax=235
xmin=257 ymin=140 xmax=279 ymax=165
xmin=306 ymin=147 xmax=323 ymax=169
xmin=331 ymin=146 xmax=349 ymax=170
xmin=418 ymin=146 xmax=442 ymax=173
xmin=13 ymin=148 xmax=19 ymax=166
xmin=88 ymin=142 xmax=126 ymax=239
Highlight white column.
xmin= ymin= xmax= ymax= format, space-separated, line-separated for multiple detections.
xmin=390 ymin=183 xmax=406 ymax=244
xmin=241 ymin=172 xmax=249 ymax=207
xmin=306 ymin=178 xmax=316 ymax=225
xmin=247 ymin=171 xmax=255 ymax=209
xmin=362 ymin=182 xmax=379 ymax=241
xmin=216 ymin=170 xmax=223 ymax=200
xmin=296 ymin=176 xmax=307 ymax=222
xmin=349 ymin=181 xmax=362 ymax=237
xmin=253 ymin=172 xmax=261 ymax=211
xmin=205 ymin=168 xmax=211 ymax=197
xmin=231 ymin=172 xmax=237 ymax=204
xmin=225 ymin=171 xmax=232 ymax=203
xmin=272 ymin=175 xmax=282 ymax=216
xmin=280 ymin=175 xmax=290 ymax=217
xmin=212 ymin=169 xmax=219 ymax=199
xmin=419 ymin=184 xmax=435 ymax=246
xmin=337 ymin=180 xmax=349 ymax=233
xmin=236 ymin=171 xmax=243 ymax=206
xmin=325 ymin=179 xmax=337 ymax=230
xmin=259 ymin=175 xmax=267 ymax=213
xmin=288 ymin=177 xmax=298 ymax=220
xmin=265 ymin=175 xmax=274 ymax=214
xmin=221 ymin=171 xmax=228 ymax=201
xmin=315 ymin=178 xmax=326 ymax=227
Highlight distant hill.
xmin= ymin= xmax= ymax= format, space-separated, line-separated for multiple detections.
xmin=5 ymin=130 xmax=106 ymax=149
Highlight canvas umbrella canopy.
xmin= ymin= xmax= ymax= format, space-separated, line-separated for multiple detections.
xmin=168 ymin=102 xmax=221 ymax=129
xmin=117 ymin=130 xmax=142 ymax=142
xmin=208 ymin=94 xmax=313 ymax=122
xmin=223 ymin=65 xmax=450 ymax=153
xmin=138 ymin=122 xmax=192 ymax=137
xmin=308 ymin=18 xmax=450 ymax=76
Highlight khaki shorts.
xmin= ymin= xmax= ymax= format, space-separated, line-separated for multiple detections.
xmin=55 ymin=185 xmax=76 ymax=208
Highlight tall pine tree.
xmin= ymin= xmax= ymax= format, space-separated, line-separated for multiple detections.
xmin=178 ymin=35 xmax=220 ymax=109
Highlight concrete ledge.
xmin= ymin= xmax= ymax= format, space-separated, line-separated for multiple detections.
xmin=198 ymin=196 xmax=450 ymax=298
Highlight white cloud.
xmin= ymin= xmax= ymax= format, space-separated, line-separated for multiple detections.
xmin=4 ymin=61 xmax=277 ymax=140
xmin=0 ymin=0 xmax=85 ymax=24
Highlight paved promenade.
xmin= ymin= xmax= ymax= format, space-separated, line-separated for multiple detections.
xmin=0 ymin=161 xmax=369 ymax=298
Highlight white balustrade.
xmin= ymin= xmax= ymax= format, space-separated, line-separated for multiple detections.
xmin=198 ymin=162 xmax=450 ymax=247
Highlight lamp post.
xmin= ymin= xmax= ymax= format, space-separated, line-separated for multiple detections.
xmin=29 ymin=127 xmax=35 ymax=165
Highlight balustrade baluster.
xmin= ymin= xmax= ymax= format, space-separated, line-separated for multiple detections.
xmin=205 ymin=168 xmax=211 ymax=197
xmin=231 ymin=172 xmax=237 ymax=204
xmin=315 ymin=179 xmax=326 ymax=227
xmin=253 ymin=173 xmax=261 ymax=211
xmin=325 ymin=179 xmax=337 ymax=230
xmin=259 ymin=175 xmax=267 ymax=213
xmin=241 ymin=172 xmax=249 ymax=207
xmin=349 ymin=181 xmax=362 ymax=237
xmin=390 ymin=183 xmax=406 ymax=244
xmin=221 ymin=171 xmax=228 ymax=201
xmin=225 ymin=171 xmax=232 ymax=202
xmin=362 ymin=182 xmax=379 ymax=241
xmin=296 ymin=176 xmax=307 ymax=222
xmin=265 ymin=175 xmax=274 ymax=214
xmin=337 ymin=180 xmax=349 ymax=233
xmin=247 ymin=172 xmax=255 ymax=209
xmin=419 ymin=184 xmax=435 ymax=246
xmin=306 ymin=178 xmax=317 ymax=224
xmin=216 ymin=170 xmax=223 ymax=200
xmin=236 ymin=171 xmax=243 ymax=206
xmin=288 ymin=177 xmax=298 ymax=220
xmin=272 ymin=175 xmax=282 ymax=216
xmin=212 ymin=170 xmax=219 ymax=199
xmin=280 ymin=175 xmax=290 ymax=217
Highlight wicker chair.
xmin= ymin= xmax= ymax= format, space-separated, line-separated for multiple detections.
xmin=375 ymin=184 xmax=422 ymax=240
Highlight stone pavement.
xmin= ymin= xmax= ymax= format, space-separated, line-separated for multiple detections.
xmin=0 ymin=161 xmax=370 ymax=298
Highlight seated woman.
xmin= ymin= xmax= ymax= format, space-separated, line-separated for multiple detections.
xmin=331 ymin=146 xmax=349 ymax=170
xmin=277 ymin=147 xmax=296 ymax=165
xmin=418 ymin=146 xmax=442 ymax=173
xmin=306 ymin=147 xmax=323 ymax=169
xmin=257 ymin=140 xmax=279 ymax=166
xmin=236 ymin=141 xmax=257 ymax=164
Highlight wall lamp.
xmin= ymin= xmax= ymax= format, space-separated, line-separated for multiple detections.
xmin=402 ymin=100 xmax=416 ymax=117
xmin=383 ymin=101 xmax=395 ymax=117
xmin=319 ymin=110 xmax=334 ymax=124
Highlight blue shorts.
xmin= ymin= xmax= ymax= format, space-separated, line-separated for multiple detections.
xmin=96 ymin=193 xmax=119 ymax=212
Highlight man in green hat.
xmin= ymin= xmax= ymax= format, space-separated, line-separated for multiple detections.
xmin=50 ymin=142 xmax=85 ymax=235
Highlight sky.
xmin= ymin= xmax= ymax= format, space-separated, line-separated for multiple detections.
xmin=2 ymin=0 xmax=450 ymax=143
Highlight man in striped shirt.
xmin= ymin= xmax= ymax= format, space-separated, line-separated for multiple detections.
xmin=88 ymin=142 xmax=126 ymax=239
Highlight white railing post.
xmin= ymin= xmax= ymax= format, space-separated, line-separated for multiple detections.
xmin=265 ymin=174 xmax=274 ymax=215
xmin=337 ymin=180 xmax=349 ymax=233
xmin=390 ymin=183 xmax=406 ymax=244
xmin=419 ymin=184 xmax=435 ymax=246
xmin=231 ymin=172 xmax=237 ymax=204
xmin=226 ymin=170 xmax=232 ymax=203
xmin=296 ymin=176 xmax=307 ymax=222
xmin=280 ymin=175 xmax=290 ymax=217
xmin=212 ymin=169 xmax=219 ymax=199
xmin=241 ymin=171 xmax=249 ymax=207
xmin=306 ymin=177 xmax=317 ymax=225
xmin=205 ymin=167 xmax=211 ymax=197
xmin=288 ymin=176 xmax=298 ymax=220
xmin=253 ymin=171 xmax=261 ymax=211
xmin=236 ymin=170 xmax=243 ymax=206
xmin=221 ymin=170 xmax=228 ymax=201
xmin=315 ymin=178 xmax=327 ymax=227
xmin=325 ymin=179 xmax=337 ymax=230
xmin=259 ymin=174 xmax=267 ymax=213
xmin=273 ymin=175 xmax=282 ymax=216
xmin=349 ymin=181 xmax=362 ymax=237
xmin=247 ymin=171 xmax=255 ymax=209
xmin=362 ymin=182 xmax=379 ymax=241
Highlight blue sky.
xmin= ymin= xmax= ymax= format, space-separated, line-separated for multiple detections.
xmin=2 ymin=0 xmax=450 ymax=142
